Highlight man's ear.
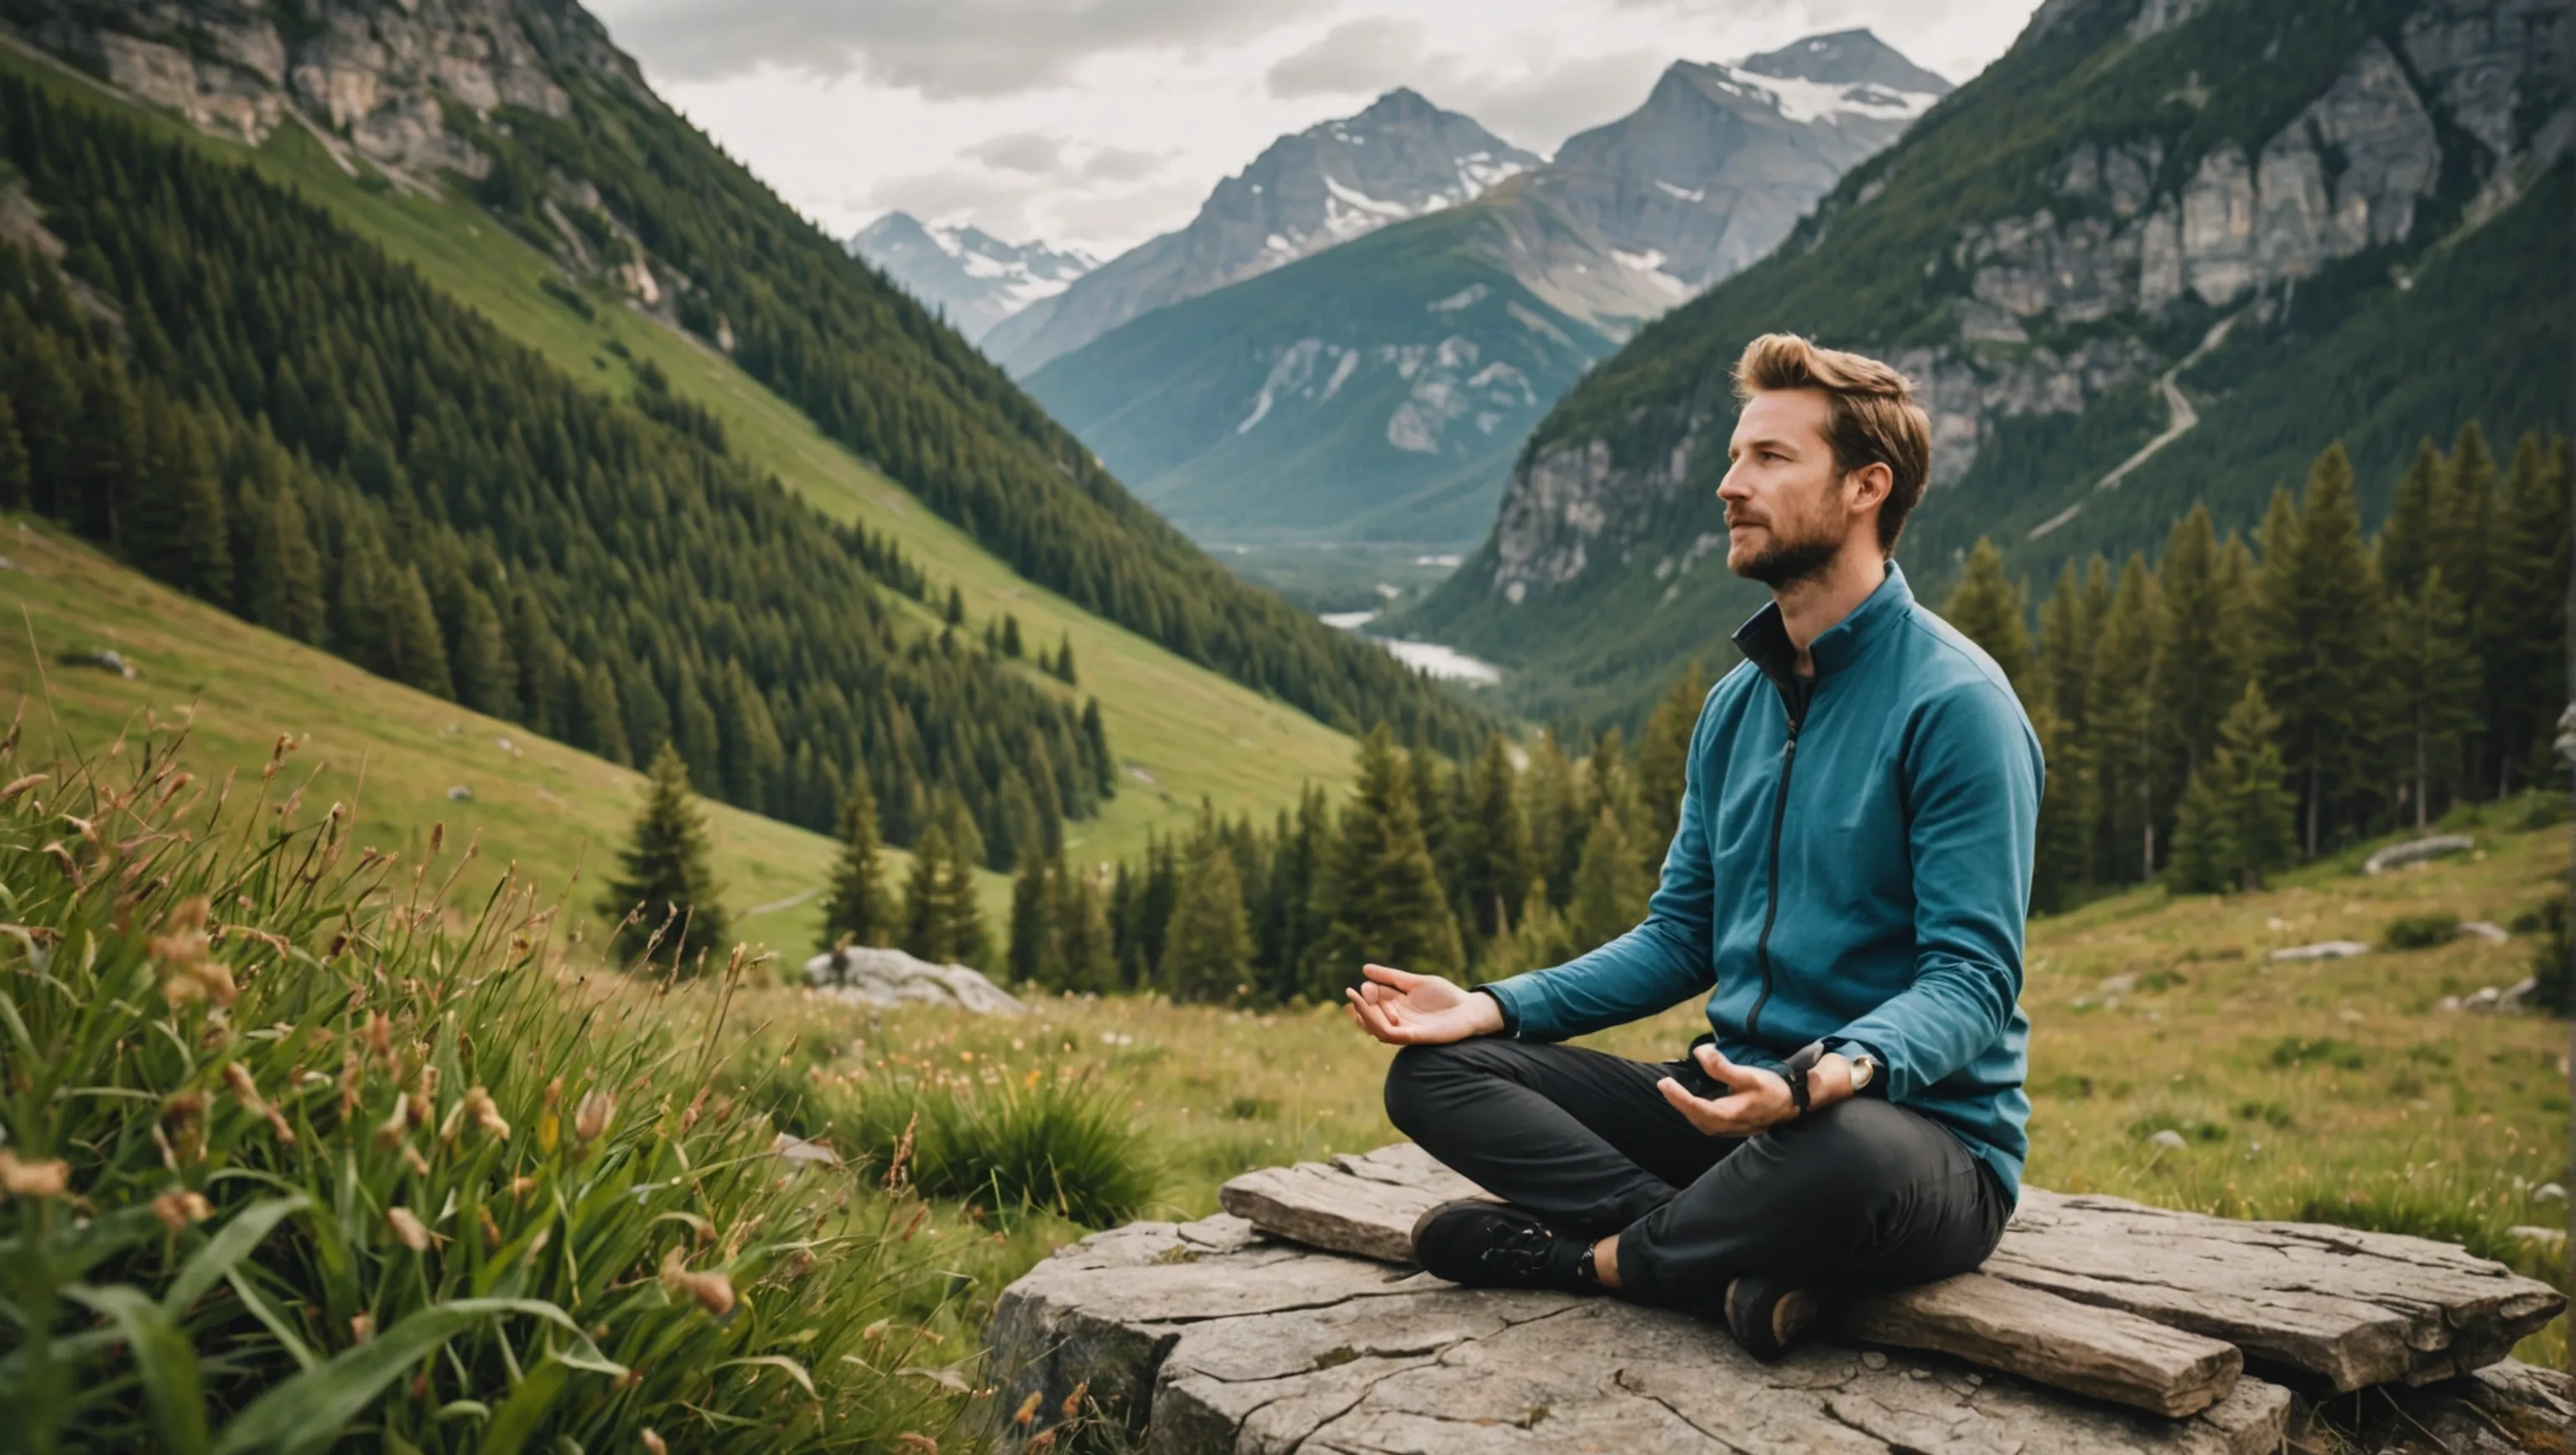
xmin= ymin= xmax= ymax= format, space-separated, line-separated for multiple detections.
xmin=1845 ymin=461 xmax=1895 ymax=519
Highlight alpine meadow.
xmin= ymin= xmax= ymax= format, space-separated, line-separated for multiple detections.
xmin=0 ymin=0 xmax=2568 ymax=1452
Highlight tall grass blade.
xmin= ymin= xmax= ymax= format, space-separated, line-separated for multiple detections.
xmin=63 ymin=1283 xmax=211 ymax=1455
xmin=164 ymin=1196 xmax=308 ymax=1314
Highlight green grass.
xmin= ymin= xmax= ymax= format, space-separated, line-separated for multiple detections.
xmin=0 ymin=37 xmax=1358 ymax=872
xmin=710 ymin=811 xmax=2573 ymax=1370
xmin=0 ymin=518 xmax=1008 ymax=954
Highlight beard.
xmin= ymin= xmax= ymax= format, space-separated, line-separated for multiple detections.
xmin=1729 ymin=518 xmax=1842 ymax=589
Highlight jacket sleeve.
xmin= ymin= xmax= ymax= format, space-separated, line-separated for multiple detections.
xmin=1481 ymin=701 xmax=1720 ymax=1041
xmin=1830 ymin=679 xmax=2039 ymax=1099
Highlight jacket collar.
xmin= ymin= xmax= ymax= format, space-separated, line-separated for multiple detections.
xmin=1731 ymin=559 xmax=1914 ymax=692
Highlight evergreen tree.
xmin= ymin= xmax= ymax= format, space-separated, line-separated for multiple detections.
xmin=1007 ymin=850 xmax=1058 ymax=985
xmin=2255 ymin=445 xmax=2384 ymax=858
xmin=1522 ymin=730 xmax=1583 ymax=907
xmin=1634 ymin=663 xmax=1706 ymax=858
xmin=127 ymin=407 xmax=231 ymax=603
xmin=1000 ymin=613 xmax=1024 ymax=657
xmin=2085 ymin=553 xmax=2158 ymax=881
xmin=899 ymin=823 xmax=955 ymax=964
xmin=1476 ymin=881 xmax=1573 ymax=985
xmin=1315 ymin=726 xmax=1465 ymax=980
xmin=2148 ymin=506 xmax=2240 ymax=811
xmin=447 ymin=585 xmax=519 ymax=720
xmin=2480 ymin=434 xmax=2572 ymax=789
xmin=0 ymin=392 xmax=28 ymax=510
xmin=818 ymin=776 xmax=894 ymax=950
xmin=1080 ymin=698 xmax=1114 ymax=795
xmin=1052 ymin=632 xmax=1078 ymax=685
xmin=600 ymin=742 xmax=731 ymax=969
xmin=1566 ymin=806 xmax=1650 ymax=954
xmin=381 ymin=563 xmax=455 ymax=699
xmin=256 ymin=483 xmax=327 ymax=644
xmin=2377 ymin=437 xmax=2448 ymax=599
xmin=1446 ymin=735 xmax=1534 ymax=946
xmin=1055 ymin=864 xmax=1119 ymax=995
xmin=1259 ymin=786 xmax=1331 ymax=1001
xmin=1940 ymin=537 xmax=2031 ymax=689
xmin=580 ymin=661 xmax=633 ymax=767
xmin=2167 ymin=683 xmax=2297 ymax=892
xmin=1162 ymin=821 xmax=1254 ymax=1002
xmin=2384 ymin=567 xmax=2482 ymax=828
xmin=2026 ymin=697 xmax=2092 ymax=915
xmin=2033 ymin=559 xmax=2095 ymax=734
xmin=944 ymin=585 xmax=965 ymax=626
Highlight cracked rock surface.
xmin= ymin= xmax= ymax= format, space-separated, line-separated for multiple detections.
xmin=986 ymin=1214 xmax=2296 ymax=1454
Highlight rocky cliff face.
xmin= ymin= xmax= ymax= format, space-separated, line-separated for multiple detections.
xmin=986 ymin=88 xmax=1539 ymax=374
xmin=8 ymin=0 xmax=636 ymax=176
xmin=1460 ymin=0 xmax=2568 ymax=616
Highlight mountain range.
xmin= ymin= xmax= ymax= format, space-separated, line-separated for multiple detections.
xmin=984 ymin=86 xmax=1542 ymax=376
xmin=1399 ymin=0 xmax=2573 ymax=723
xmin=846 ymin=212 xmax=1096 ymax=344
xmin=1021 ymin=30 xmax=1951 ymax=549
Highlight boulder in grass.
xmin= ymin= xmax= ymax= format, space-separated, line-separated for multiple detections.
xmin=802 ymin=944 xmax=1026 ymax=1014
xmin=2268 ymin=939 xmax=2369 ymax=963
xmin=2362 ymin=834 xmax=2473 ymax=876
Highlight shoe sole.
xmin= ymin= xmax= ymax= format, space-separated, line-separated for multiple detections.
xmin=1725 ymin=1277 xmax=1825 ymax=1361
xmin=1408 ymin=1197 xmax=1502 ymax=1263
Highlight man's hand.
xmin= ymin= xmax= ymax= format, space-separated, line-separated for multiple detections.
xmin=1656 ymin=1044 xmax=1854 ymax=1136
xmin=1344 ymin=964 xmax=1505 ymax=1046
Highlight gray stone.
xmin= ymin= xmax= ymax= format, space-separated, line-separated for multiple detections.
xmin=2363 ymin=834 xmax=2475 ymax=875
xmin=986 ymin=1215 xmax=2294 ymax=1455
xmin=802 ymin=945 xmax=1026 ymax=1014
xmin=2267 ymin=939 xmax=2371 ymax=963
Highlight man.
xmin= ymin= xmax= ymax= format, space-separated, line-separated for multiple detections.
xmin=1346 ymin=334 xmax=2039 ymax=1360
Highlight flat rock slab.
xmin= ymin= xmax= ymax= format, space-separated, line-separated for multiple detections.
xmin=986 ymin=1213 xmax=2293 ymax=1455
xmin=1218 ymin=1146 xmax=2563 ymax=1400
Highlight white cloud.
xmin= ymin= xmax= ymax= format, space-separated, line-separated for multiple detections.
xmin=968 ymin=130 xmax=1069 ymax=173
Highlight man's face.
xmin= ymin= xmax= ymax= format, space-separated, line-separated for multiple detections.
xmin=1718 ymin=388 xmax=1856 ymax=589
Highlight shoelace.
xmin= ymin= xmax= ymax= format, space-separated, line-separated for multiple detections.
xmin=1473 ymin=1222 xmax=1564 ymax=1277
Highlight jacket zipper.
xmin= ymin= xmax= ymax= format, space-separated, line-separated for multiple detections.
xmin=1746 ymin=712 xmax=1802 ymax=1040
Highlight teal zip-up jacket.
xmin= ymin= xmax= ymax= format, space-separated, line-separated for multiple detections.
xmin=1483 ymin=562 xmax=2041 ymax=1200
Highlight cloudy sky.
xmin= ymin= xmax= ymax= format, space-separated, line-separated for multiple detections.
xmin=585 ymin=0 xmax=2044 ymax=259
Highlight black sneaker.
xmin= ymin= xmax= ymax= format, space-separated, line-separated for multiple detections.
xmin=1722 ymin=1271 xmax=1827 ymax=1361
xmin=1409 ymin=1198 xmax=1599 ymax=1293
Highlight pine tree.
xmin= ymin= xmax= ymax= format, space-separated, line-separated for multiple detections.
xmin=2377 ymin=437 xmax=2448 ymax=599
xmin=382 ymin=563 xmax=456 ymax=699
xmin=600 ymin=742 xmax=731 ymax=970
xmin=819 ymin=776 xmax=894 ymax=950
xmin=1261 ymin=786 xmax=1331 ymax=1001
xmin=1162 ymin=821 xmax=1254 ymax=1002
xmin=1055 ymin=864 xmax=1119 ymax=995
xmin=1052 ymin=632 xmax=1078 ymax=685
xmin=127 ymin=408 xmax=231 ymax=603
xmin=1007 ymin=850 xmax=1059 ymax=985
xmin=937 ymin=831 xmax=989 ymax=969
xmin=944 ymin=585 xmax=965 ymax=626
xmin=1940 ymin=537 xmax=2031 ymax=689
xmin=1566 ymin=806 xmax=1650 ymax=954
xmin=2384 ymin=567 xmax=2482 ymax=828
xmin=1522 ymin=730 xmax=1583 ymax=907
xmin=2025 ymin=696 xmax=2092 ymax=914
xmin=258 ymin=484 xmax=327 ymax=644
xmin=1446 ymin=735 xmax=1534 ymax=945
xmin=1316 ymin=726 xmax=1466 ymax=980
xmin=1000 ymin=613 xmax=1024 ymax=658
xmin=2255 ymin=445 xmax=2384 ymax=858
xmin=580 ymin=662 xmax=633 ymax=767
xmin=899 ymin=823 xmax=954 ymax=964
xmin=1080 ymin=697 xmax=1114 ymax=795
xmin=1476 ymin=881 xmax=1573 ymax=985
xmin=2085 ymin=553 xmax=2158 ymax=881
xmin=0 ymin=393 xmax=29 ymax=511
xmin=2148 ymin=506 xmax=2240 ymax=808
xmin=447 ymin=585 xmax=519 ymax=720
xmin=2480 ymin=434 xmax=2572 ymax=789
xmin=1634 ymin=663 xmax=1706 ymax=859
xmin=2033 ymin=559 xmax=2095 ymax=734
xmin=2168 ymin=683 xmax=2297 ymax=892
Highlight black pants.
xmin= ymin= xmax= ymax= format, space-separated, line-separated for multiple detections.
xmin=1384 ymin=1037 xmax=2010 ymax=1308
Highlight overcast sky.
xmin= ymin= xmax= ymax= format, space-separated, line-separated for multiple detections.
xmin=585 ymin=0 xmax=2044 ymax=259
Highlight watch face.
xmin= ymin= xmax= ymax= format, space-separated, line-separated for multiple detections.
xmin=1851 ymin=1057 xmax=1876 ymax=1089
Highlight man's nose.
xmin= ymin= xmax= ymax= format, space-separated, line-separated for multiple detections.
xmin=1716 ymin=465 xmax=1748 ymax=500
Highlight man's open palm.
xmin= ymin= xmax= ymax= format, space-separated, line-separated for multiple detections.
xmin=1345 ymin=964 xmax=1504 ymax=1046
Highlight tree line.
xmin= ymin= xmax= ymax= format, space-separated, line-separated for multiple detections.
xmin=0 ymin=73 xmax=1112 ymax=865
xmin=790 ymin=421 xmax=2566 ymax=999
xmin=476 ymin=75 xmax=1497 ymax=757
xmin=1943 ymin=425 xmax=2568 ymax=904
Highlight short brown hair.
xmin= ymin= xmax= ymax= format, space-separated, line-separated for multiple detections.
xmin=1732 ymin=334 xmax=1931 ymax=552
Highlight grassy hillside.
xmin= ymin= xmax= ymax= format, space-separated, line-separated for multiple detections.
xmin=1023 ymin=195 xmax=1616 ymax=550
xmin=0 ymin=38 xmax=1363 ymax=869
xmin=0 ymin=517 xmax=1015 ymax=951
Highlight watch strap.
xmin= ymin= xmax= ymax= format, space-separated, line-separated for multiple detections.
xmin=1782 ymin=1040 xmax=1826 ymax=1116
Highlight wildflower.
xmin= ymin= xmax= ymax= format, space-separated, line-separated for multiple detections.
xmin=641 ymin=1434 xmax=668 ymax=1455
xmin=575 ymin=1089 xmax=615 ymax=1144
xmin=153 ymin=1190 xmax=213 ymax=1229
xmin=387 ymin=1206 xmax=431 ymax=1252
xmin=1014 ymin=1391 xmax=1043 ymax=1426
xmin=0 ymin=1150 xmax=70 ymax=1198
xmin=658 ymin=1246 xmax=735 ymax=1315
xmin=1027 ymin=1431 xmax=1057 ymax=1452
xmin=1062 ymin=1380 xmax=1088 ymax=1421
xmin=153 ymin=896 xmax=236 ymax=1009
xmin=161 ymin=1092 xmax=207 ymax=1165
xmin=364 ymin=1011 xmax=392 ymax=1060
xmin=462 ymin=1086 xmax=511 ymax=1141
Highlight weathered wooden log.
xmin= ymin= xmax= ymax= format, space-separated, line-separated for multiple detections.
xmin=1216 ymin=1145 xmax=2565 ymax=1404
xmin=1839 ymin=1271 xmax=2242 ymax=1417
xmin=984 ymin=1213 xmax=2295 ymax=1455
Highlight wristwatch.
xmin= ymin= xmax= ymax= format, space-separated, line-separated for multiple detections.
xmin=1846 ymin=1051 xmax=1879 ymax=1093
xmin=1782 ymin=1041 xmax=1824 ymax=1116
